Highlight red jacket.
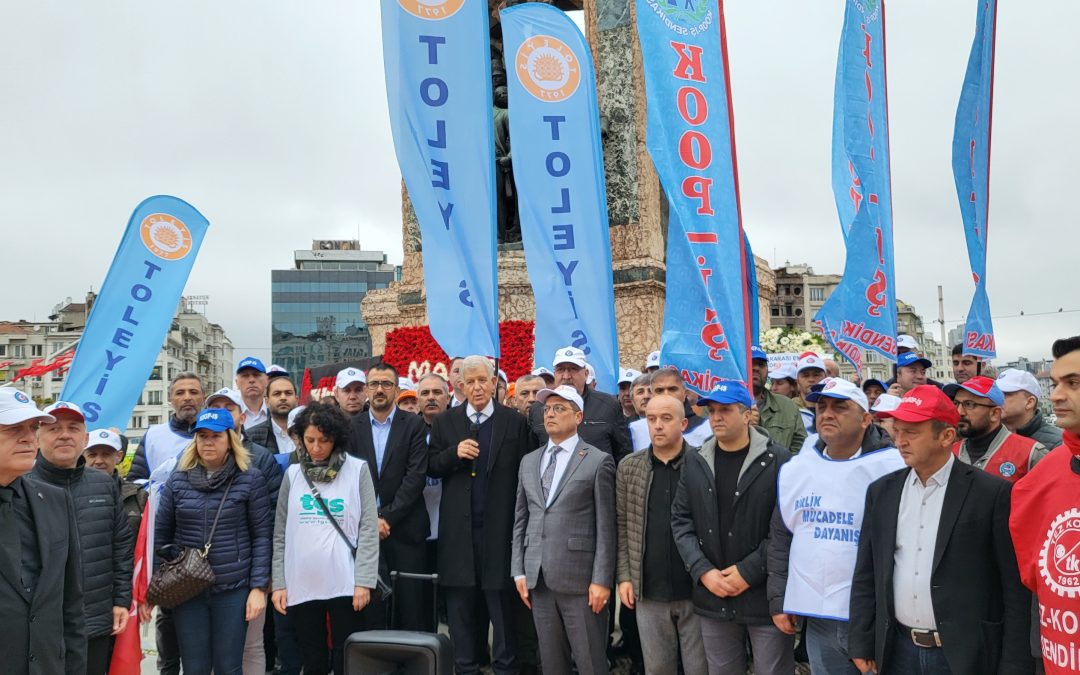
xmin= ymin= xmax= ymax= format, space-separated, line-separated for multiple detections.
xmin=953 ymin=425 xmax=1046 ymax=483
xmin=1010 ymin=434 xmax=1080 ymax=674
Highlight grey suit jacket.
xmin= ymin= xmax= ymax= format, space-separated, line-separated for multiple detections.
xmin=511 ymin=437 xmax=616 ymax=596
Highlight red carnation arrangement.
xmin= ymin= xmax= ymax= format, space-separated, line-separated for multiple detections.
xmin=383 ymin=320 xmax=535 ymax=384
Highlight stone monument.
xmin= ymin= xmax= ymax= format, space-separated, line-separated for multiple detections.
xmin=362 ymin=0 xmax=775 ymax=369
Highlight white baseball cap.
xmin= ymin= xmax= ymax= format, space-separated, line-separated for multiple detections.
xmin=532 ymin=366 xmax=554 ymax=378
xmin=646 ymin=351 xmax=661 ymax=369
xmin=498 ymin=369 xmax=508 ymax=384
xmin=996 ymin=369 xmax=1041 ymax=399
xmin=552 ymin=347 xmax=587 ymax=369
xmin=85 ymin=428 xmax=123 ymax=452
xmin=871 ymin=393 xmax=902 ymax=415
xmin=796 ymin=354 xmax=827 ymax=375
xmin=43 ymin=400 xmax=85 ymax=422
xmin=287 ymin=405 xmax=306 ymax=430
xmin=618 ymin=368 xmax=643 ymax=386
xmin=0 ymin=388 xmax=55 ymax=426
xmin=205 ymin=387 xmax=244 ymax=409
xmin=398 ymin=377 xmax=415 ymax=392
xmin=336 ymin=367 xmax=366 ymax=389
xmin=536 ymin=385 xmax=585 ymax=412
xmin=805 ymin=377 xmax=869 ymax=412
xmin=768 ymin=364 xmax=797 ymax=381
xmin=897 ymin=334 xmax=919 ymax=350
xmin=585 ymin=363 xmax=596 ymax=385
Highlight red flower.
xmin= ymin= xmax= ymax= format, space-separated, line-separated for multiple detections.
xmin=384 ymin=321 xmax=536 ymax=384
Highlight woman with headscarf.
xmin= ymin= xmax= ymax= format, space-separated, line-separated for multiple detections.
xmin=152 ymin=407 xmax=272 ymax=675
xmin=271 ymin=402 xmax=380 ymax=675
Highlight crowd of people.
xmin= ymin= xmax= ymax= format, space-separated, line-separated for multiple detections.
xmin=0 ymin=333 xmax=1078 ymax=675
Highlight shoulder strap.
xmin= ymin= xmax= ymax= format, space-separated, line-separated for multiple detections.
xmin=300 ymin=470 xmax=357 ymax=557
xmin=204 ymin=476 xmax=235 ymax=554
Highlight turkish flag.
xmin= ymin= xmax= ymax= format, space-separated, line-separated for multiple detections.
xmin=109 ymin=500 xmax=150 ymax=675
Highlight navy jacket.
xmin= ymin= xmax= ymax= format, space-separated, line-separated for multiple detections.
xmin=155 ymin=466 xmax=272 ymax=592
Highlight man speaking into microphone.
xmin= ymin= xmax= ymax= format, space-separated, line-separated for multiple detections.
xmin=428 ymin=356 xmax=535 ymax=675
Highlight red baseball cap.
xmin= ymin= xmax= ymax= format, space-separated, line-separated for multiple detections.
xmin=876 ymin=384 xmax=960 ymax=426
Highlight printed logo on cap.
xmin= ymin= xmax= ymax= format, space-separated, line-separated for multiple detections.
xmin=824 ymin=380 xmax=839 ymax=391
xmin=140 ymin=213 xmax=193 ymax=261
xmin=13 ymin=392 xmax=29 ymax=404
xmin=99 ymin=431 xmax=110 ymax=439
xmin=347 ymin=369 xmax=357 ymax=376
xmin=1039 ymin=508 xmax=1080 ymax=598
xmin=999 ymin=462 xmax=1017 ymax=478
xmin=397 ymin=0 xmax=464 ymax=20
xmin=54 ymin=401 xmax=70 ymax=409
xmin=516 ymin=35 xmax=581 ymax=103
xmin=199 ymin=411 xmax=216 ymax=423
xmin=901 ymin=395 xmax=924 ymax=408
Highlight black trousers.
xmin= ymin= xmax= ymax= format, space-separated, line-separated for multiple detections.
xmin=384 ymin=535 xmax=429 ymax=630
xmin=156 ymin=607 xmax=181 ymax=675
xmin=445 ymin=533 xmax=518 ymax=675
xmin=290 ymin=596 xmax=366 ymax=675
xmin=86 ymin=634 xmax=114 ymax=675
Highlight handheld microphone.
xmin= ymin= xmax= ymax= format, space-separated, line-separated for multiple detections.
xmin=469 ymin=420 xmax=480 ymax=478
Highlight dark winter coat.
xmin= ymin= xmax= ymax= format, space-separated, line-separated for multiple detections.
xmin=32 ymin=456 xmax=134 ymax=638
xmin=244 ymin=419 xmax=279 ymax=454
xmin=671 ymin=427 xmax=790 ymax=623
xmin=154 ymin=465 xmax=272 ymax=592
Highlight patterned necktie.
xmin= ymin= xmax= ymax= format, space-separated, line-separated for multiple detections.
xmin=541 ymin=446 xmax=563 ymax=503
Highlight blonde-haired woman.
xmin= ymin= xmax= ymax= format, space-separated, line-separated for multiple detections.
xmin=153 ymin=407 xmax=272 ymax=675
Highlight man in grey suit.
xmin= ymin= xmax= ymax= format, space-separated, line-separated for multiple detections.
xmin=512 ymin=385 xmax=616 ymax=675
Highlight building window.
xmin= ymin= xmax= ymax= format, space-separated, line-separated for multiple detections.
xmin=809 ymin=286 xmax=825 ymax=301
xmin=0 ymin=345 xmax=6 ymax=356
xmin=793 ymin=286 xmax=803 ymax=296
xmin=150 ymin=366 xmax=162 ymax=380
xmin=131 ymin=416 xmax=144 ymax=429
xmin=148 ymin=390 xmax=162 ymax=405
xmin=31 ymin=345 xmax=43 ymax=357
xmin=148 ymin=415 xmax=162 ymax=426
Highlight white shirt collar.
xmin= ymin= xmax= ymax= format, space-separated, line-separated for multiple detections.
xmin=465 ymin=399 xmax=495 ymax=420
xmin=546 ymin=434 xmax=579 ymax=454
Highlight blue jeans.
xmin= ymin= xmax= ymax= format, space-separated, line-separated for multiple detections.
xmin=805 ymin=617 xmax=860 ymax=675
xmin=173 ymin=587 xmax=249 ymax=675
xmin=889 ymin=626 xmax=953 ymax=674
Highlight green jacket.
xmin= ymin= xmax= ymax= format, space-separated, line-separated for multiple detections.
xmin=758 ymin=388 xmax=806 ymax=454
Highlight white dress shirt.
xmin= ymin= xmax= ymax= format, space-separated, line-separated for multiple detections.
xmin=243 ymin=403 xmax=268 ymax=429
xmin=465 ymin=399 xmax=495 ymax=425
xmin=540 ymin=434 xmax=578 ymax=507
xmin=271 ymin=418 xmax=296 ymax=455
xmin=893 ymin=454 xmax=954 ymax=630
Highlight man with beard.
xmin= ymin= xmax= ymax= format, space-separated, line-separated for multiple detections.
xmin=514 ymin=374 xmax=545 ymax=416
xmin=246 ymin=375 xmax=299 ymax=456
xmin=126 ymin=372 xmax=203 ymax=482
xmin=946 ymin=376 xmax=1046 ymax=484
xmin=350 ymin=364 xmax=430 ymax=630
xmin=235 ymin=357 xmax=270 ymax=429
xmin=617 ymin=368 xmax=642 ymax=421
xmin=629 ymin=368 xmax=710 ymax=452
xmin=334 ymin=367 xmax=368 ymax=418
xmin=630 ymin=372 xmax=653 ymax=419
xmin=416 ymin=373 xmax=450 ymax=571
xmin=750 ymin=347 xmax=806 ymax=453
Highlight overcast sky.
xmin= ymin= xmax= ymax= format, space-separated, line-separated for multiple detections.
xmin=1 ymin=1 xmax=1075 ymax=366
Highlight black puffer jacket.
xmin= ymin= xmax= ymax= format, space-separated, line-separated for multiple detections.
xmin=244 ymin=420 xmax=279 ymax=454
xmin=32 ymin=456 xmax=134 ymax=638
xmin=671 ymin=428 xmax=791 ymax=624
xmin=241 ymin=438 xmax=284 ymax=509
xmin=155 ymin=465 xmax=272 ymax=592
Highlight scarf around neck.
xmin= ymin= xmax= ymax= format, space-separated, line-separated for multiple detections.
xmin=188 ymin=454 xmax=238 ymax=491
xmin=300 ymin=447 xmax=346 ymax=484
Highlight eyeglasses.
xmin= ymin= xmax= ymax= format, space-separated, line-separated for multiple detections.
xmin=367 ymin=381 xmax=396 ymax=390
xmin=955 ymin=400 xmax=997 ymax=411
xmin=542 ymin=404 xmax=575 ymax=415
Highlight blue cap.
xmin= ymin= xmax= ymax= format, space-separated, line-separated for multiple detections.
xmin=697 ymin=380 xmax=754 ymax=408
xmin=751 ymin=345 xmax=768 ymax=362
xmin=896 ymin=352 xmax=932 ymax=370
xmin=236 ymin=357 xmax=266 ymax=374
xmin=862 ymin=378 xmax=887 ymax=392
xmin=192 ymin=408 xmax=235 ymax=432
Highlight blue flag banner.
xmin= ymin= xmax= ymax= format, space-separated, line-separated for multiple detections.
xmin=744 ymin=232 xmax=759 ymax=342
xmin=500 ymin=3 xmax=620 ymax=393
xmin=814 ymin=0 xmax=897 ymax=373
xmin=380 ymin=0 xmax=500 ymax=358
xmin=953 ymin=0 xmax=998 ymax=359
xmin=61 ymin=196 xmax=209 ymax=429
xmin=635 ymin=0 xmax=752 ymax=394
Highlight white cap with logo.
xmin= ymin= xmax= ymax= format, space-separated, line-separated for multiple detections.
xmin=646 ymin=351 xmax=661 ymax=369
xmin=86 ymin=429 xmax=123 ymax=452
xmin=996 ymin=369 xmax=1042 ymax=399
xmin=897 ymin=334 xmax=920 ymax=350
xmin=205 ymin=388 xmax=245 ymax=409
xmin=871 ymin=393 xmax=902 ymax=415
xmin=0 ymin=388 xmax=55 ymax=425
xmin=536 ymin=385 xmax=585 ymax=412
xmin=796 ymin=354 xmax=827 ymax=375
xmin=585 ymin=363 xmax=596 ymax=385
xmin=805 ymin=377 xmax=870 ymax=412
xmin=618 ymin=368 xmax=642 ymax=386
xmin=552 ymin=347 xmax=587 ymax=369
xmin=43 ymin=400 xmax=85 ymax=422
xmin=336 ymin=368 xmax=366 ymax=389
xmin=768 ymin=364 xmax=798 ymax=381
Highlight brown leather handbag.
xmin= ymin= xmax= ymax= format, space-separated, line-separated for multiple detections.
xmin=147 ymin=478 xmax=234 ymax=609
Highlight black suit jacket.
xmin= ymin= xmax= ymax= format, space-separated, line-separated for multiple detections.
xmin=528 ymin=387 xmax=630 ymax=462
xmin=849 ymin=460 xmax=1032 ymax=675
xmin=349 ymin=409 xmax=430 ymax=546
xmin=428 ymin=401 xmax=535 ymax=589
xmin=0 ymin=475 xmax=85 ymax=675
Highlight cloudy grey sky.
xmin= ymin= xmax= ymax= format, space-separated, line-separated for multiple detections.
xmin=1 ymin=1 xmax=1075 ymax=365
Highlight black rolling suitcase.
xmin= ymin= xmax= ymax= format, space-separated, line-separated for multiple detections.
xmin=344 ymin=571 xmax=452 ymax=674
